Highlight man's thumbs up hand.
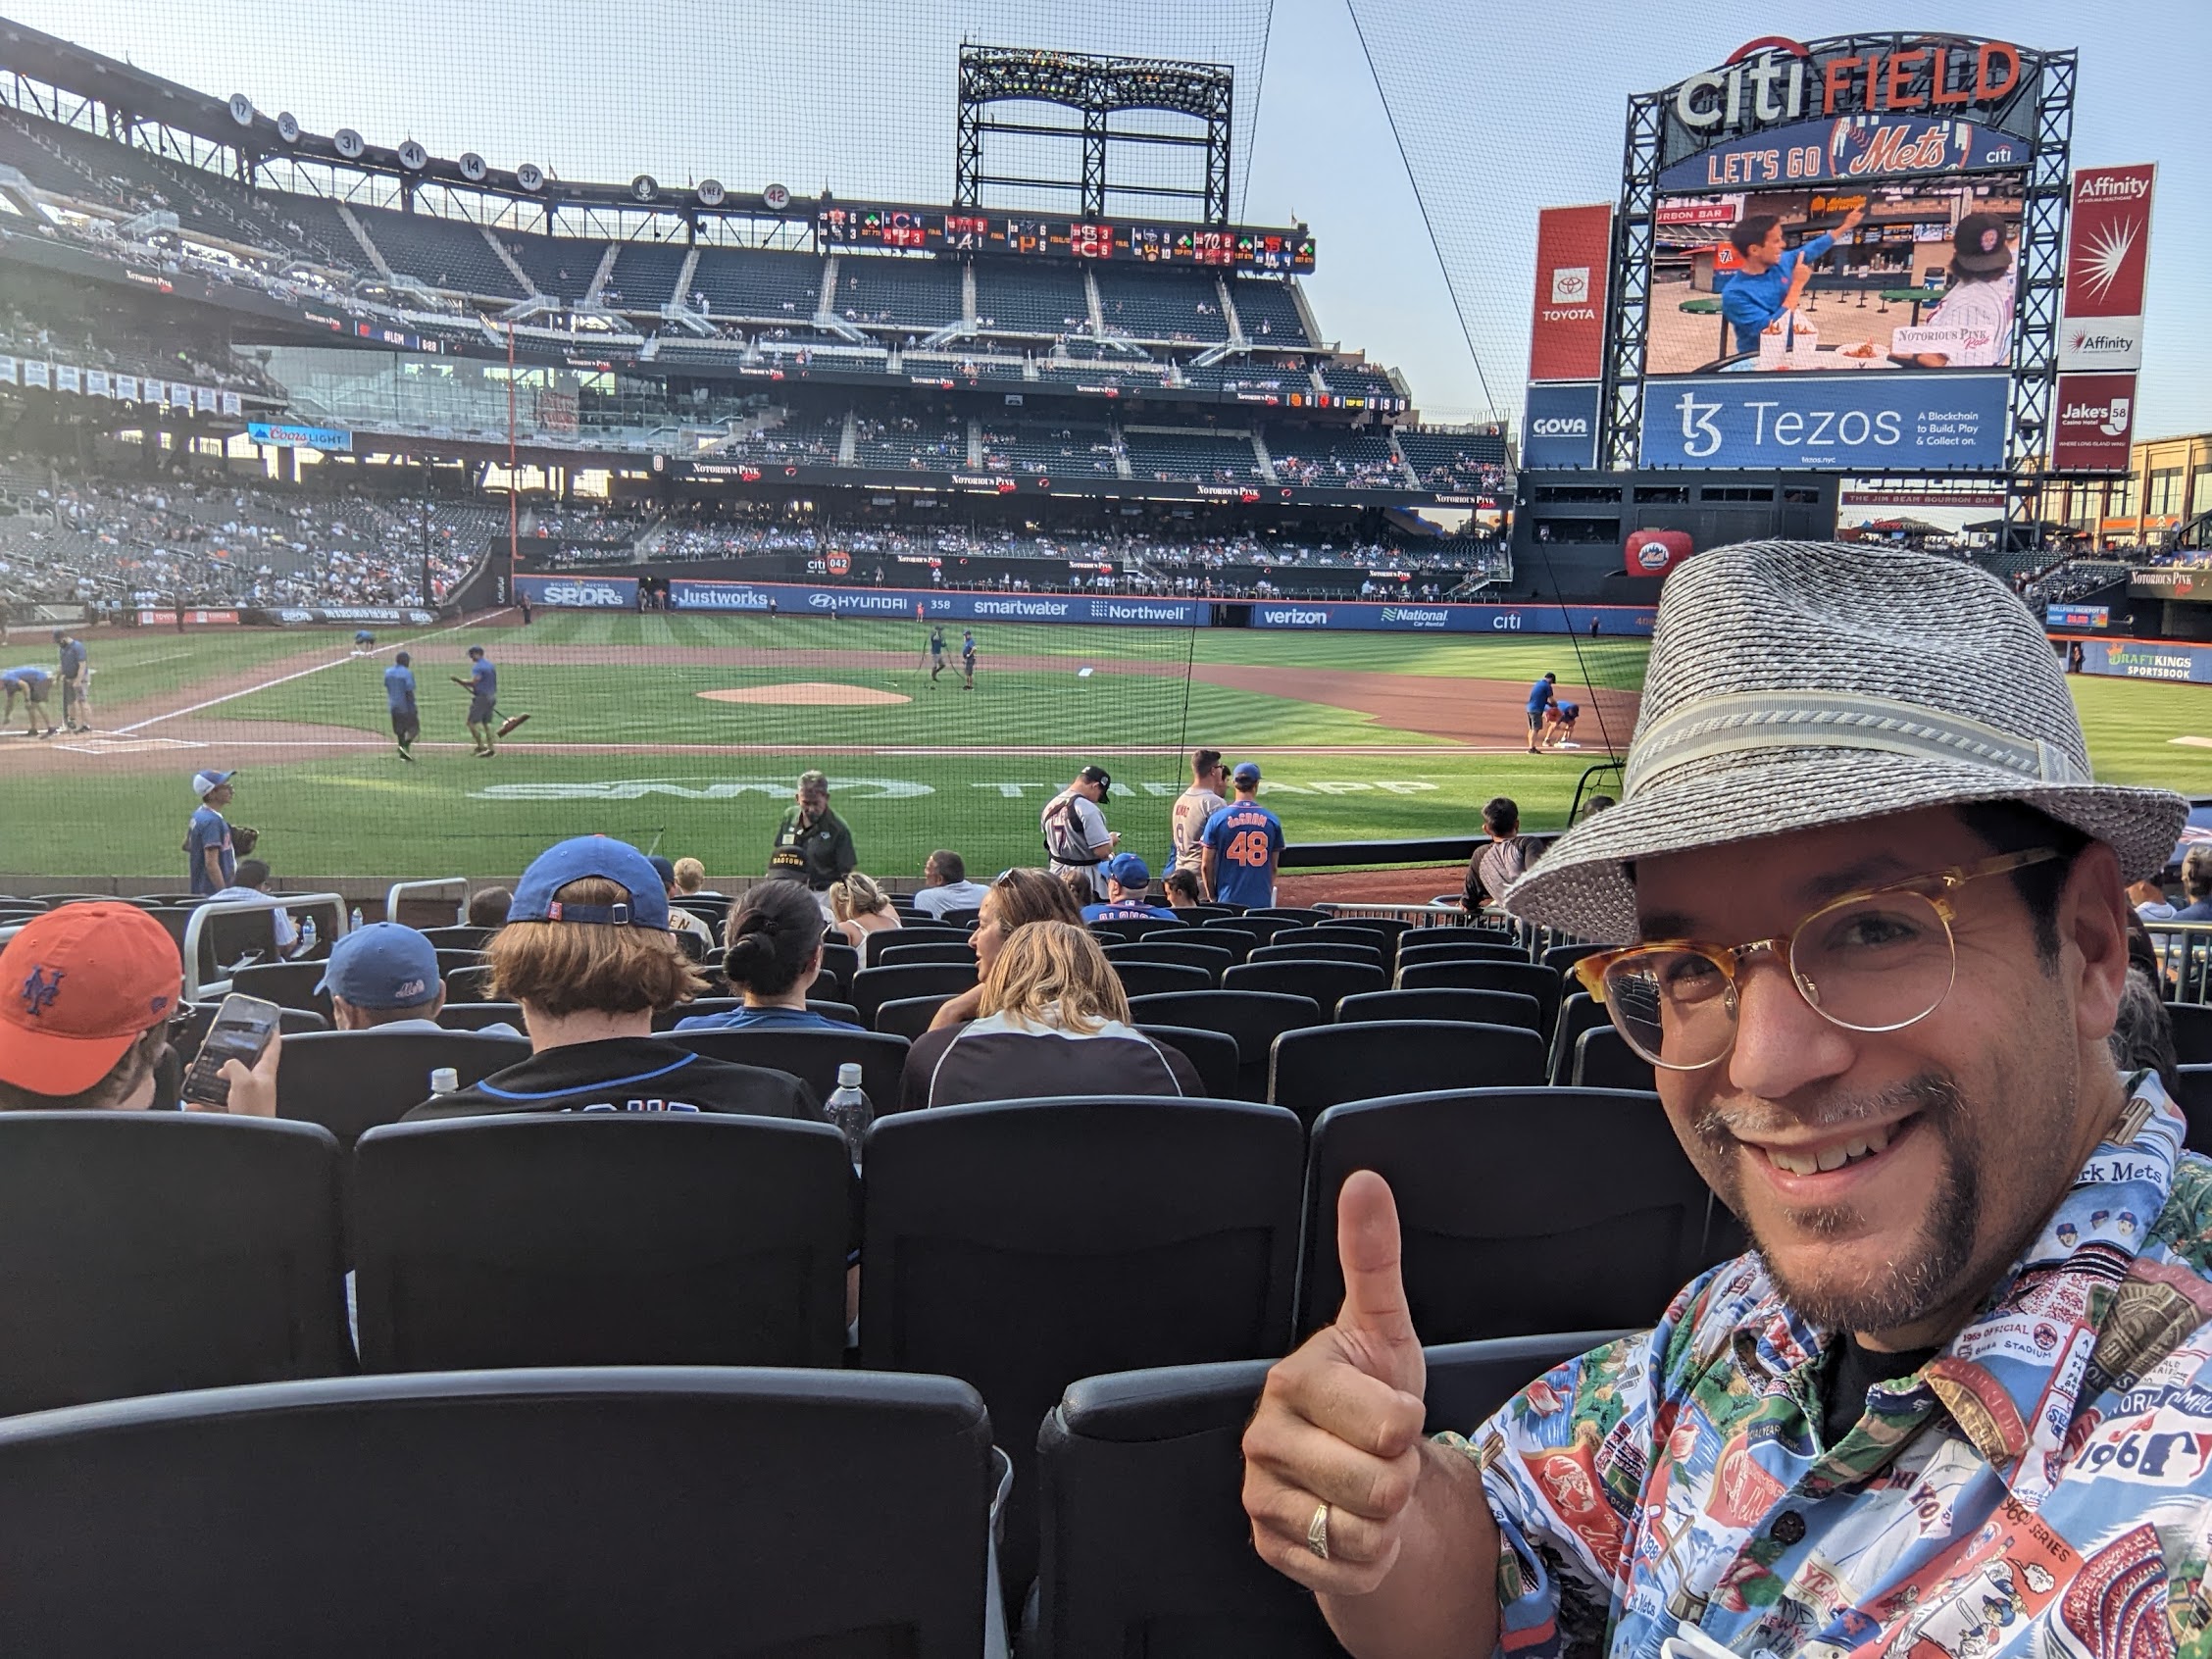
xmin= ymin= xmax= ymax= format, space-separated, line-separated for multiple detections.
xmin=1242 ymin=1172 xmax=1428 ymax=1594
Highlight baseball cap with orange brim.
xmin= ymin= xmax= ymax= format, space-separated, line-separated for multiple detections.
xmin=0 ymin=903 xmax=183 ymax=1096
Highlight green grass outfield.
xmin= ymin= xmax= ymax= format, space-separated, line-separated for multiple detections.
xmin=4 ymin=614 xmax=2208 ymax=880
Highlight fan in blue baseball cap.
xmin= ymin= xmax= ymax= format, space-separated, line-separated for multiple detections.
xmin=1080 ymin=852 xmax=1182 ymax=925
xmin=401 ymin=835 xmax=823 ymax=1124
xmin=316 ymin=923 xmax=522 ymax=1038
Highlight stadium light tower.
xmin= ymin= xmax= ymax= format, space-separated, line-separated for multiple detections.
xmin=955 ymin=45 xmax=1233 ymax=224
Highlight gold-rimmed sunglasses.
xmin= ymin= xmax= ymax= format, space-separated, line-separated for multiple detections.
xmin=1572 ymin=848 xmax=2061 ymax=1072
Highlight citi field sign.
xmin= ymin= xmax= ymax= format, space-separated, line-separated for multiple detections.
xmin=1656 ymin=34 xmax=2048 ymax=169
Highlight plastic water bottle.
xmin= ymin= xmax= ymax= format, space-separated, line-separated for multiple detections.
xmin=428 ymin=1067 xmax=459 ymax=1096
xmin=350 ymin=906 xmax=364 ymax=932
xmin=299 ymin=916 xmax=318 ymax=957
xmin=824 ymin=1062 xmax=874 ymax=1166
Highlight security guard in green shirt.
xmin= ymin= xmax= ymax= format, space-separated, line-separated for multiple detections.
xmin=768 ymin=770 xmax=858 ymax=891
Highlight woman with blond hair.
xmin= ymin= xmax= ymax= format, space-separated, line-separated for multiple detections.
xmin=829 ymin=871 xmax=902 ymax=950
xmin=928 ymin=866 xmax=1086 ymax=1031
xmin=898 ymin=919 xmax=1203 ymax=1109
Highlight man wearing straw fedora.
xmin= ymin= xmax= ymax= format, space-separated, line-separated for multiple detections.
xmin=1244 ymin=541 xmax=2210 ymax=1659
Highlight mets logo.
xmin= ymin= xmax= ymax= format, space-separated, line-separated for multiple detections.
xmin=19 ymin=965 xmax=65 ymax=1018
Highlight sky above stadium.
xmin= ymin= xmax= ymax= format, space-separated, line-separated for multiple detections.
xmin=13 ymin=0 xmax=2207 ymax=440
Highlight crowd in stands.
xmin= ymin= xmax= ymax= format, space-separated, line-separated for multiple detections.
xmin=0 ymin=465 xmax=493 ymax=608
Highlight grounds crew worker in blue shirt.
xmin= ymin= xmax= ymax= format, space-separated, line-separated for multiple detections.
xmin=1201 ymin=763 xmax=1285 ymax=909
xmin=384 ymin=651 xmax=420 ymax=762
xmin=53 ymin=628 xmax=90 ymax=731
xmin=1524 ymin=672 xmax=1557 ymax=754
xmin=1 ymin=664 xmax=57 ymax=738
xmin=1721 ymin=202 xmax=1866 ymax=355
xmin=1081 ymin=854 xmax=1184 ymax=924
xmin=453 ymin=645 xmax=498 ymax=758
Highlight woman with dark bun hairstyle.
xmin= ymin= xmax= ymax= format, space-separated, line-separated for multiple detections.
xmin=673 ymin=880 xmax=860 ymax=1031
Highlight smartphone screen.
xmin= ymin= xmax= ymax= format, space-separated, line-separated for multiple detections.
xmin=181 ymin=994 xmax=282 ymax=1110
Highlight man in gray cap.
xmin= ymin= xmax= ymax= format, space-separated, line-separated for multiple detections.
xmin=1243 ymin=542 xmax=2202 ymax=1659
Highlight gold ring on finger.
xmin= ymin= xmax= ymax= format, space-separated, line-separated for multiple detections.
xmin=1306 ymin=1500 xmax=1331 ymax=1561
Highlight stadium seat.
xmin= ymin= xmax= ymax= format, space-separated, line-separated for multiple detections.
xmin=0 ymin=1367 xmax=1000 ymax=1657
xmin=436 ymin=1000 xmax=527 ymax=1031
xmin=275 ymin=1028 xmax=531 ymax=1151
xmin=865 ymin=927 xmax=967 ymax=969
xmin=1574 ymin=1025 xmax=1658 ymax=1092
xmin=1031 ymin=1331 xmax=1619 ymax=1659
xmin=1239 ymin=908 xmax=1331 ymax=926
xmin=1134 ymin=1025 xmax=1241 ymax=1099
xmin=664 ymin=1026 xmax=906 ymax=1111
xmin=1109 ymin=961 xmax=1212 ymax=1000
xmin=1190 ymin=925 xmax=1260 ymax=961
xmin=444 ymin=963 xmax=496 ymax=1003
xmin=810 ymin=998 xmax=864 ymax=1026
xmin=657 ymin=996 xmax=860 ymax=1030
xmin=420 ymin=925 xmax=495 ymax=950
xmin=852 ymin=963 xmax=980 ymax=1027
xmin=1395 ymin=959 xmax=1561 ymax=1030
xmin=674 ymin=896 xmax=731 ymax=932
xmin=1103 ymin=939 xmax=1233 ymax=983
xmin=877 ymin=939 xmax=983 ymax=968
xmin=1247 ymin=940 xmax=1384 ymax=968
xmin=1542 ymin=942 xmax=1607 ymax=977
xmin=873 ymin=994 xmax=960 ymax=1040
xmin=1125 ymin=990 xmax=1323 ymax=1100
xmin=1294 ymin=1087 xmax=1718 ymax=1340
xmin=226 ymin=960 xmax=334 ymax=1020
xmin=431 ymin=947 xmax=486 ymax=978
xmin=1549 ymin=990 xmax=1613 ymax=1083
xmin=0 ymin=1113 xmax=347 ymax=1415
xmin=1269 ymin=925 xmax=1385 ymax=954
xmin=860 ymin=1097 xmax=1303 ymax=1600
xmin=2175 ymin=1067 xmax=2212 ymax=1156
xmin=1088 ymin=918 xmax=1187 ymax=944
xmin=1223 ymin=958 xmax=1386 ymax=1015
xmin=817 ymin=940 xmax=861 ymax=997
xmin=938 ymin=907 xmax=983 ymax=929
xmin=1336 ymin=986 xmax=1543 ymax=1031
xmin=1269 ymin=1021 xmax=1547 ymax=1129
xmin=355 ymin=1114 xmax=853 ymax=1370
xmin=1397 ymin=935 xmax=1532 ymax=968
xmin=1209 ymin=916 xmax=1303 ymax=946
xmin=2170 ymin=1004 xmax=2212 ymax=1067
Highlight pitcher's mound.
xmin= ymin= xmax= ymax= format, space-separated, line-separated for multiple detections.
xmin=699 ymin=682 xmax=911 ymax=707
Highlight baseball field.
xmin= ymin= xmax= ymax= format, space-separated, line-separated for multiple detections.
xmin=2 ymin=610 xmax=2206 ymax=884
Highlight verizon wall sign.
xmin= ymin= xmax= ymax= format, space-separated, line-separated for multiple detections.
xmin=2049 ymin=373 xmax=2137 ymax=473
xmin=2058 ymin=164 xmax=2154 ymax=371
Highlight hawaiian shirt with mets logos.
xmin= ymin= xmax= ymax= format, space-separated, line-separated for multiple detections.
xmin=1458 ymin=1078 xmax=2212 ymax=1659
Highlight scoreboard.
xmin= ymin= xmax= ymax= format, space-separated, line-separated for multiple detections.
xmin=816 ymin=205 xmax=1314 ymax=272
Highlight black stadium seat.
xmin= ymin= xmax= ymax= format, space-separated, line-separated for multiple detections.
xmin=1549 ymin=990 xmax=1614 ymax=1083
xmin=1104 ymin=940 xmax=1233 ymax=983
xmin=662 ymin=1026 xmax=907 ymax=1113
xmin=1336 ymin=986 xmax=1543 ymax=1031
xmin=2171 ymin=1065 xmax=2212 ymax=1155
xmin=1110 ymin=960 xmax=1212 ymax=999
xmin=1247 ymin=940 xmax=1383 ymax=968
xmin=275 ymin=1029 xmax=530 ymax=1151
xmin=226 ymin=960 xmax=333 ymax=1020
xmin=865 ymin=927 xmax=966 ymax=969
xmin=436 ymin=1000 xmax=528 ymax=1031
xmin=1574 ymin=1025 xmax=1659 ymax=1091
xmin=1088 ymin=918 xmax=1186 ymax=944
xmin=2169 ymin=1004 xmax=2212 ymax=1067
xmin=1032 ymin=1332 xmax=1618 ymax=1659
xmin=0 ymin=1368 xmax=1000 ymax=1657
xmin=875 ymin=994 xmax=960 ymax=1039
xmin=875 ymin=940 xmax=980 ymax=968
xmin=1135 ymin=1024 xmax=1241 ymax=1098
xmin=860 ymin=1097 xmax=1303 ymax=1598
xmin=354 ymin=1114 xmax=854 ymax=1371
xmin=816 ymin=940 xmax=860 ymax=997
xmin=1395 ymin=959 xmax=1561 ymax=1030
xmin=1268 ymin=1021 xmax=1546 ymax=1129
xmin=1295 ymin=1087 xmax=1722 ymax=1341
xmin=444 ymin=963 xmax=496 ymax=1003
xmin=1397 ymin=935 xmax=1531 ymax=969
xmin=0 ymin=1113 xmax=347 ymax=1415
xmin=852 ymin=962 xmax=980 ymax=1027
xmin=420 ymin=925 xmax=494 ymax=950
xmin=1223 ymin=958 xmax=1386 ymax=1015
xmin=1126 ymin=990 xmax=1322 ymax=1099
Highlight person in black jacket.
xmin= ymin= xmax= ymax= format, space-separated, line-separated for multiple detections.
xmin=900 ymin=920 xmax=1202 ymax=1109
xmin=405 ymin=835 xmax=820 ymax=1123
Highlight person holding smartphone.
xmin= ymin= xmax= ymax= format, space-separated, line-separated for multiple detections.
xmin=0 ymin=903 xmax=279 ymax=1115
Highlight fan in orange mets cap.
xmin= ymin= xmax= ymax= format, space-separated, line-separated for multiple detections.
xmin=0 ymin=903 xmax=182 ymax=1097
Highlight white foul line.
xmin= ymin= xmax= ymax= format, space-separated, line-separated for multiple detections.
xmin=114 ymin=614 xmax=500 ymax=735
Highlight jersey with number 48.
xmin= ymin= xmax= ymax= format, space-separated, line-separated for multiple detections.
xmin=1201 ymin=801 xmax=1283 ymax=909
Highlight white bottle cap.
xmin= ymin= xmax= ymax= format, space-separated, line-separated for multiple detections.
xmin=837 ymin=1062 xmax=863 ymax=1087
xmin=429 ymin=1067 xmax=459 ymax=1094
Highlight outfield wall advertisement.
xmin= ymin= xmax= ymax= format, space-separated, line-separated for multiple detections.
xmin=2076 ymin=640 xmax=2212 ymax=685
xmin=665 ymin=580 xmax=1213 ymax=628
xmin=1250 ymin=601 xmax=1655 ymax=635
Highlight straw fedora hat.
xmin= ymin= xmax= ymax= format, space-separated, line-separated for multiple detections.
xmin=1501 ymin=541 xmax=2187 ymax=942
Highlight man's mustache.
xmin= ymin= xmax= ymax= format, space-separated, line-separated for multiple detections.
xmin=1694 ymin=1073 xmax=1964 ymax=1151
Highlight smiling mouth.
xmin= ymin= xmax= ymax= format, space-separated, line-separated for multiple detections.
xmin=1747 ymin=1113 xmax=1920 ymax=1179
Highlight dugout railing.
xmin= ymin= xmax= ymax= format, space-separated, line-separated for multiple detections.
xmin=2147 ymin=924 xmax=2212 ymax=1007
xmin=183 ymin=892 xmax=350 ymax=1001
